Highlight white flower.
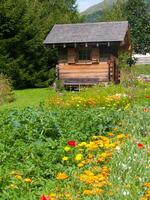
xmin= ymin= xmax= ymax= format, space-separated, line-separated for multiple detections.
xmin=122 ymin=190 xmax=130 ymax=196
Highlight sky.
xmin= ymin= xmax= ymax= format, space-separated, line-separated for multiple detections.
xmin=77 ymin=0 xmax=102 ymax=12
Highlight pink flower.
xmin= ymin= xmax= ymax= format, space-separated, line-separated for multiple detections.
xmin=67 ymin=140 xmax=77 ymax=147
xmin=40 ymin=195 xmax=50 ymax=200
xmin=137 ymin=143 xmax=144 ymax=149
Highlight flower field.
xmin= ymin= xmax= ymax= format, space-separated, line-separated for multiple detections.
xmin=0 ymin=82 xmax=150 ymax=199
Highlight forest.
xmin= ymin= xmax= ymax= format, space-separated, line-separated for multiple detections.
xmin=0 ymin=0 xmax=149 ymax=89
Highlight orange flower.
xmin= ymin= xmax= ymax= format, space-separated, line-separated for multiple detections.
xmin=24 ymin=178 xmax=32 ymax=183
xmin=56 ymin=172 xmax=68 ymax=180
xmin=144 ymin=183 xmax=150 ymax=188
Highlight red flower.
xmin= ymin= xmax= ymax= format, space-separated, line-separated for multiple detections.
xmin=67 ymin=140 xmax=77 ymax=147
xmin=137 ymin=143 xmax=144 ymax=149
xmin=146 ymin=96 xmax=150 ymax=99
xmin=40 ymin=195 xmax=50 ymax=200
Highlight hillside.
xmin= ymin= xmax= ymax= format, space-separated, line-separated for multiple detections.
xmin=81 ymin=0 xmax=150 ymax=22
xmin=81 ymin=0 xmax=114 ymax=16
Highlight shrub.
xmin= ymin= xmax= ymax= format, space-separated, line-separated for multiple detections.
xmin=0 ymin=74 xmax=14 ymax=105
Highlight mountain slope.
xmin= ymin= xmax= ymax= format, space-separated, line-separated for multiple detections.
xmin=81 ymin=0 xmax=150 ymax=22
xmin=81 ymin=0 xmax=114 ymax=16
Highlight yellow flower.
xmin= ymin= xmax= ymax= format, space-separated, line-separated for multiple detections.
xmin=64 ymin=146 xmax=71 ymax=152
xmin=124 ymin=104 xmax=130 ymax=110
xmin=10 ymin=171 xmax=21 ymax=176
xmin=9 ymin=184 xmax=18 ymax=189
xmin=49 ymin=193 xmax=57 ymax=200
xmin=15 ymin=175 xmax=22 ymax=180
xmin=117 ymin=134 xmax=126 ymax=139
xmin=75 ymin=154 xmax=83 ymax=161
xmin=86 ymin=142 xmax=98 ymax=151
xmin=78 ymin=142 xmax=87 ymax=147
xmin=83 ymin=189 xmax=104 ymax=195
xmin=24 ymin=178 xmax=32 ymax=183
xmin=56 ymin=172 xmax=68 ymax=180
xmin=83 ymin=190 xmax=93 ymax=195
xmin=62 ymin=156 xmax=68 ymax=161
xmin=77 ymin=163 xmax=84 ymax=168
xmin=140 ymin=198 xmax=148 ymax=200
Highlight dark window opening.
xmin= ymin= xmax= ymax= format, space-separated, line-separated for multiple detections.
xmin=78 ymin=48 xmax=91 ymax=61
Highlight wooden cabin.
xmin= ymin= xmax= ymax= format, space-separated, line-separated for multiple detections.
xmin=44 ymin=21 xmax=131 ymax=88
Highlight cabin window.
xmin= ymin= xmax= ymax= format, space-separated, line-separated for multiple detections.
xmin=58 ymin=48 xmax=67 ymax=63
xmin=78 ymin=48 xmax=91 ymax=61
xmin=100 ymin=53 xmax=109 ymax=61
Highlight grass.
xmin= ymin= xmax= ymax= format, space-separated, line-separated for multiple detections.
xmin=132 ymin=64 xmax=150 ymax=75
xmin=0 ymin=88 xmax=56 ymax=111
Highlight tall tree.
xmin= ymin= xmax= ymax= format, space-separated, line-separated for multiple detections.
xmin=125 ymin=0 xmax=150 ymax=54
xmin=100 ymin=0 xmax=126 ymax=22
xmin=0 ymin=0 xmax=79 ymax=88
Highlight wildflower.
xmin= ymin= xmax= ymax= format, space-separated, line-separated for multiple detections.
xmin=146 ymin=96 xmax=150 ymax=99
xmin=137 ymin=143 xmax=144 ymax=149
xmin=62 ymin=156 xmax=68 ymax=161
xmin=77 ymin=163 xmax=84 ymax=168
xmin=50 ymin=193 xmax=56 ymax=200
xmin=115 ymin=146 xmax=121 ymax=152
xmin=78 ymin=142 xmax=87 ymax=147
xmin=145 ymin=190 xmax=150 ymax=197
xmin=40 ymin=195 xmax=50 ymax=200
xmin=108 ymin=132 xmax=114 ymax=137
xmin=124 ymin=104 xmax=130 ymax=110
xmin=24 ymin=178 xmax=32 ymax=183
xmin=9 ymin=184 xmax=18 ymax=189
xmin=143 ymin=108 xmax=149 ymax=112
xmin=83 ymin=190 xmax=93 ymax=195
xmin=64 ymin=146 xmax=71 ymax=152
xmin=56 ymin=172 xmax=68 ymax=180
xmin=144 ymin=182 xmax=150 ymax=187
xmin=75 ymin=154 xmax=83 ymax=161
xmin=86 ymin=142 xmax=98 ymax=151
xmin=67 ymin=140 xmax=77 ymax=147
xmin=117 ymin=134 xmax=126 ymax=139
xmin=122 ymin=190 xmax=129 ymax=196
xmin=15 ymin=175 xmax=22 ymax=180
xmin=10 ymin=171 xmax=21 ymax=176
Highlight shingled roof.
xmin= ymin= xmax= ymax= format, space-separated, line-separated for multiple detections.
xmin=44 ymin=21 xmax=128 ymax=45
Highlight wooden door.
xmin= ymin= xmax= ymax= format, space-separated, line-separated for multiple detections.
xmin=68 ymin=48 xmax=76 ymax=64
xmin=91 ymin=47 xmax=99 ymax=63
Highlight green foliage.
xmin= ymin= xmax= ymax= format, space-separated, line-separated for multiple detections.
xmin=118 ymin=52 xmax=131 ymax=69
xmin=0 ymin=73 xmax=14 ymax=104
xmin=0 ymin=98 xmax=150 ymax=198
xmin=0 ymin=0 xmax=79 ymax=89
xmin=125 ymin=0 xmax=150 ymax=54
xmin=0 ymin=75 xmax=150 ymax=198
xmin=100 ymin=0 xmax=126 ymax=21
xmin=54 ymin=80 xmax=65 ymax=91
xmin=98 ymin=0 xmax=150 ymax=54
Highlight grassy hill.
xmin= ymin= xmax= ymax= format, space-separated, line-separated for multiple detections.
xmin=81 ymin=0 xmax=150 ymax=22
xmin=81 ymin=0 xmax=114 ymax=16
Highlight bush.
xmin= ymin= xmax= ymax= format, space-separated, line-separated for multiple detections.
xmin=0 ymin=74 xmax=14 ymax=105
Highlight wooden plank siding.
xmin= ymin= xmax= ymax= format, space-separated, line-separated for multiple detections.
xmin=58 ymin=63 xmax=109 ymax=83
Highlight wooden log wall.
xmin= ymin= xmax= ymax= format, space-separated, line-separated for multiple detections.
xmin=58 ymin=63 xmax=109 ymax=82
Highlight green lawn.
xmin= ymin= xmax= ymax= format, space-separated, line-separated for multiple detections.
xmin=132 ymin=64 xmax=150 ymax=75
xmin=0 ymin=88 xmax=56 ymax=111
